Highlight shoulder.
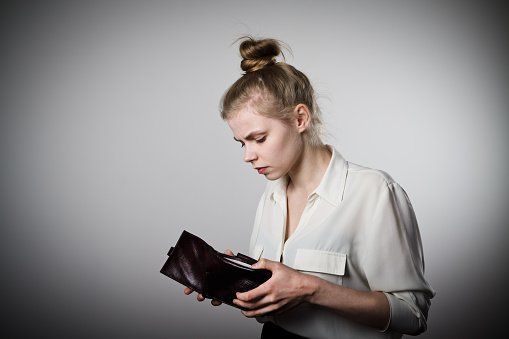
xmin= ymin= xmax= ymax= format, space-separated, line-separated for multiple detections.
xmin=342 ymin=161 xmax=412 ymax=211
xmin=345 ymin=162 xmax=416 ymax=220
xmin=346 ymin=161 xmax=398 ymax=190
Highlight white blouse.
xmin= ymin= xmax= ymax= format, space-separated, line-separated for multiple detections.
xmin=248 ymin=144 xmax=435 ymax=339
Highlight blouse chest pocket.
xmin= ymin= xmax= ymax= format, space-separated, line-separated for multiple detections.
xmin=293 ymin=249 xmax=346 ymax=285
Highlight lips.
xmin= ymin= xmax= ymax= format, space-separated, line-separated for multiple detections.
xmin=256 ymin=167 xmax=268 ymax=174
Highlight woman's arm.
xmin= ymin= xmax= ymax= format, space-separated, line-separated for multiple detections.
xmin=233 ymin=259 xmax=390 ymax=331
xmin=301 ymin=272 xmax=390 ymax=331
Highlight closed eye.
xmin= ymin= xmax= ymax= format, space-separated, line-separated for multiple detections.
xmin=239 ymin=137 xmax=265 ymax=148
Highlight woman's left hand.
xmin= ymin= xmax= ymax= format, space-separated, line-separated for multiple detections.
xmin=233 ymin=258 xmax=312 ymax=317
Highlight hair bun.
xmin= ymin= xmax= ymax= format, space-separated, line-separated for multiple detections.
xmin=239 ymin=37 xmax=282 ymax=73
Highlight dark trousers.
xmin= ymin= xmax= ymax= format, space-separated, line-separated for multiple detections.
xmin=261 ymin=321 xmax=308 ymax=339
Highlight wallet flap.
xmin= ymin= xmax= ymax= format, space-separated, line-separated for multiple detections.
xmin=160 ymin=230 xmax=212 ymax=293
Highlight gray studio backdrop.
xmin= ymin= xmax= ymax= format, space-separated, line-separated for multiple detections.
xmin=1 ymin=1 xmax=508 ymax=338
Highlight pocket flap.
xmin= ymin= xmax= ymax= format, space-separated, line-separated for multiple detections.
xmin=294 ymin=249 xmax=346 ymax=276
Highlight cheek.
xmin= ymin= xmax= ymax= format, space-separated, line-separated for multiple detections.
xmin=266 ymin=144 xmax=289 ymax=169
xmin=266 ymin=140 xmax=285 ymax=161
xmin=265 ymin=128 xmax=299 ymax=164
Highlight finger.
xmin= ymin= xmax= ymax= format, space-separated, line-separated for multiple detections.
xmin=233 ymin=294 xmax=272 ymax=310
xmin=211 ymin=299 xmax=222 ymax=306
xmin=252 ymin=258 xmax=272 ymax=269
xmin=225 ymin=249 xmax=234 ymax=255
xmin=241 ymin=301 xmax=283 ymax=318
xmin=197 ymin=293 xmax=205 ymax=302
xmin=236 ymin=284 xmax=268 ymax=302
xmin=184 ymin=287 xmax=194 ymax=295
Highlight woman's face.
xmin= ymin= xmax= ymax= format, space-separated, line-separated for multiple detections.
xmin=227 ymin=104 xmax=303 ymax=180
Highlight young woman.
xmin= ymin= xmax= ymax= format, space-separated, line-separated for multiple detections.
xmin=185 ymin=37 xmax=435 ymax=339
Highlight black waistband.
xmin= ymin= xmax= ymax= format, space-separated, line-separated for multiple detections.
xmin=261 ymin=321 xmax=308 ymax=339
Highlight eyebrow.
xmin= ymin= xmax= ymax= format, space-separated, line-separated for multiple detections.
xmin=233 ymin=130 xmax=266 ymax=142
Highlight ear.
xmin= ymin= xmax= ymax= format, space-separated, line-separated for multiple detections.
xmin=293 ymin=104 xmax=311 ymax=134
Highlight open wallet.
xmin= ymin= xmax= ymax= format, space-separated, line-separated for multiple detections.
xmin=160 ymin=230 xmax=272 ymax=310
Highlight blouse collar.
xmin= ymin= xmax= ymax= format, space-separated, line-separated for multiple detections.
xmin=269 ymin=144 xmax=348 ymax=207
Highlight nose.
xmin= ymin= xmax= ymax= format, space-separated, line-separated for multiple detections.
xmin=243 ymin=145 xmax=258 ymax=163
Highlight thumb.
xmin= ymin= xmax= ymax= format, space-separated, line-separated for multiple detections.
xmin=251 ymin=258 xmax=268 ymax=269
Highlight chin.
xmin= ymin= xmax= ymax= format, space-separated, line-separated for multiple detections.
xmin=265 ymin=171 xmax=282 ymax=181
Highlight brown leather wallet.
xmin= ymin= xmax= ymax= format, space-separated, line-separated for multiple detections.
xmin=160 ymin=230 xmax=272 ymax=310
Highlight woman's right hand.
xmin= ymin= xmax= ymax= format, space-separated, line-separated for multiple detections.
xmin=183 ymin=249 xmax=235 ymax=306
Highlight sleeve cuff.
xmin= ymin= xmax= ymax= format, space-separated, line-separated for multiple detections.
xmin=381 ymin=292 xmax=426 ymax=335
xmin=377 ymin=292 xmax=392 ymax=332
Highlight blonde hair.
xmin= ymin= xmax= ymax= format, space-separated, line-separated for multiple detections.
xmin=219 ymin=36 xmax=325 ymax=148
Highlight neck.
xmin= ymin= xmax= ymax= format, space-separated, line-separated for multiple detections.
xmin=286 ymin=143 xmax=332 ymax=197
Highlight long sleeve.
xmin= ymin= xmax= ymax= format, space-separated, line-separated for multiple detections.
xmin=361 ymin=181 xmax=435 ymax=335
